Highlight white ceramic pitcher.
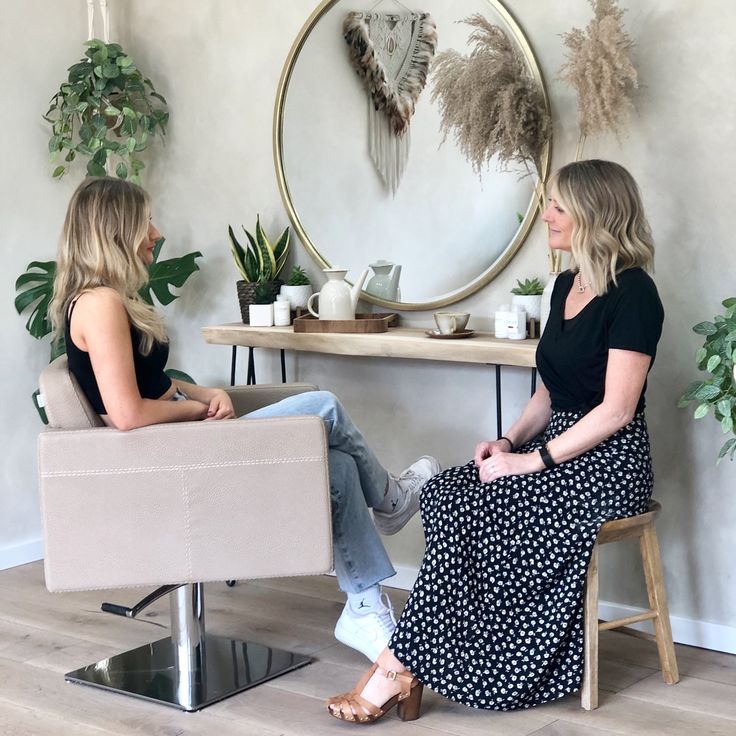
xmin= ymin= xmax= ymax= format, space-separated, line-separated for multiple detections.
xmin=365 ymin=260 xmax=402 ymax=301
xmin=307 ymin=268 xmax=369 ymax=320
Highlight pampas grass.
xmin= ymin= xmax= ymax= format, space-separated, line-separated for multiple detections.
xmin=559 ymin=0 xmax=638 ymax=144
xmin=431 ymin=14 xmax=551 ymax=179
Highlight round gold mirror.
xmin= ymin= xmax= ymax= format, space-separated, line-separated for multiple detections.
xmin=274 ymin=0 xmax=550 ymax=310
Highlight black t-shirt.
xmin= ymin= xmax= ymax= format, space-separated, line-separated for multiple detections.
xmin=536 ymin=268 xmax=664 ymax=414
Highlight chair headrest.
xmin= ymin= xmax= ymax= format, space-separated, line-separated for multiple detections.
xmin=39 ymin=355 xmax=104 ymax=429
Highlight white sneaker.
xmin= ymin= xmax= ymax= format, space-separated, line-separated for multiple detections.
xmin=334 ymin=593 xmax=397 ymax=661
xmin=373 ymin=455 xmax=441 ymax=536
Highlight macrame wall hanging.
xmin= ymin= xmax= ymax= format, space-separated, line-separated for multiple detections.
xmin=343 ymin=6 xmax=437 ymax=196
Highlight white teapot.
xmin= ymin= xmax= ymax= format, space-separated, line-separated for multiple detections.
xmin=307 ymin=268 xmax=369 ymax=320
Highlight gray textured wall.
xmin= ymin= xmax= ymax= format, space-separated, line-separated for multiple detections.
xmin=1 ymin=1 xmax=734 ymax=645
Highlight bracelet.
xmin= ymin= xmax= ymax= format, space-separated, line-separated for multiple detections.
xmin=498 ymin=436 xmax=515 ymax=452
xmin=539 ymin=443 xmax=556 ymax=469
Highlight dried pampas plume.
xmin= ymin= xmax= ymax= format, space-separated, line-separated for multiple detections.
xmin=431 ymin=14 xmax=551 ymax=179
xmin=559 ymin=0 xmax=638 ymax=141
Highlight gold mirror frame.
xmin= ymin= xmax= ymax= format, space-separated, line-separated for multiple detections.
xmin=273 ymin=0 xmax=551 ymax=311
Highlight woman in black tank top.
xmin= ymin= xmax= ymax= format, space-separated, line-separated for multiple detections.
xmin=50 ymin=177 xmax=439 ymax=688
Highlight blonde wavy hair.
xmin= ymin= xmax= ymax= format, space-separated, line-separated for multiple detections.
xmin=50 ymin=177 xmax=167 ymax=355
xmin=551 ymin=159 xmax=654 ymax=295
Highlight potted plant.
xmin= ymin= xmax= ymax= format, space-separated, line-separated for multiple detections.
xmin=511 ymin=277 xmax=544 ymax=322
xmin=280 ymin=265 xmax=312 ymax=310
xmin=228 ymin=215 xmax=290 ymax=324
xmin=678 ymin=297 xmax=736 ymax=463
xmin=248 ymin=284 xmax=275 ymax=327
xmin=44 ymin=39 xmax=168 ymax=182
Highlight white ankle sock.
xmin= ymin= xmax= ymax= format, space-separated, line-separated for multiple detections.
xmin=374 ymin=476 xmax=401 ymax=514
xmin=346 ymin=585 xmax=384 ymax=614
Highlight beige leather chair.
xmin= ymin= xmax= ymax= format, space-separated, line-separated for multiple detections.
xmin=37 ymin=355 xmax=332 ymax=711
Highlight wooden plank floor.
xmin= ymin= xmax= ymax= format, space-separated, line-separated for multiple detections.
xmin=1 ymin=562 xmax=735 ymax=736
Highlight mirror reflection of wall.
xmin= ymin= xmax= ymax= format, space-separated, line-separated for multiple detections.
xmin=278 ymin=0 xmax=549 ymax=308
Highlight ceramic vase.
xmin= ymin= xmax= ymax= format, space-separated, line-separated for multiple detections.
xmin=511 ymin=294 xmax=542 ymax=322
xmin=279 ymin=284 xmax=312 ymax=310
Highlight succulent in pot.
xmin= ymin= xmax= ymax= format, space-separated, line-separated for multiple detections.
xmin=280 ymin=265 xmax=313 ymax=310
xmin=228 ymin=215 xmax=290 ymax=323
xmin=510 ymin=277 xmax=544 ymax=322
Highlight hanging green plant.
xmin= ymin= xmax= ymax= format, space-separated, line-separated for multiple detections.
xmin=44 ymin=38 xmax=169 ymax=183
xmin=678 ymin=297 xmax=736 ymax=463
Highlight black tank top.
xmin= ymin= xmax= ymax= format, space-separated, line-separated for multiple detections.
xmin=65 ymin=298 xmax=172 ymax=415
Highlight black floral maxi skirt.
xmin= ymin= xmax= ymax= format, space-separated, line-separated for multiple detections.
xmin=388 ymin=410 xmax=654 ymax=710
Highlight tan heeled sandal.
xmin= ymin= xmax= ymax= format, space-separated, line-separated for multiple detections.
xmin=326 ymin=663 xmax=423 ymax=724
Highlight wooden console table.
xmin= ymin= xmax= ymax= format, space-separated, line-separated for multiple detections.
xmin=201 ymin=323 xmax=539 ymax=436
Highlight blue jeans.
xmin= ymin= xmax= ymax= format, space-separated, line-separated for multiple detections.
xmin=244 ymin=391 xmax=396 ymax=593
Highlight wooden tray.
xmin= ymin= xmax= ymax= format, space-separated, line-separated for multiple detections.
xmin=293 ymin=313 xmax=399 ymax=333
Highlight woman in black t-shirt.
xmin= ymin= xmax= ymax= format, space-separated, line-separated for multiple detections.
xmin=327 ymin=160 xmax=664 ymax=722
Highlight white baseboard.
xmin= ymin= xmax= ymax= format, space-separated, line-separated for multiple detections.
xmin=597 ymin=600 xmax=736 ymax=655
xmin=385 ymin=564 xmax=736 ymax=655
xmin=10 ymin=547 xmax=734 ymax=655
xmin=0 ymin=538 xmax=43 ymax=571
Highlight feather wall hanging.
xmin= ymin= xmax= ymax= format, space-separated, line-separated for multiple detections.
xmin=343 ymin=9 xmax=437 ymax=196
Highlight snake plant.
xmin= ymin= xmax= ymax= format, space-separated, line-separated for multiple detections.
xmin=228 ymin=215 xmax=290 ymax=283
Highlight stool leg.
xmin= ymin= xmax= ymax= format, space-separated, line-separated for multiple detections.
xmin=640 ymin=524 xmax=679 ymax=685
xmin=581 ymin=544 xmax=599 ymax=710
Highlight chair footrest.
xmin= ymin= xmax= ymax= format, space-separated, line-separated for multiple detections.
xmin=599 ymin=610 xmax=658 ymax=631
xmin=65 ymin=634 xmax=312 ymax=711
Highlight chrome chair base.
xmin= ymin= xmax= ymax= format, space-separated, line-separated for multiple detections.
xmin=65 ymin=634 xmax=311 ymax=711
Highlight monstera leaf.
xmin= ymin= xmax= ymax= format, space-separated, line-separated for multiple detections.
xmin=14 ymin=261 xmax=56 ymax=340
xmin=16 ymin=239 xmax=202 ymax=336
xmin=138 ymin=238 xmax=203 ymax=306
xmin=15 ymin=238 xmax=202 ymax=357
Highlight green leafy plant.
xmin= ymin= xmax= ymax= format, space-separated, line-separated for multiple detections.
xmin=15 ymin=238 xmax=202 ymax=360
xmin=286 ymin=265 xmax=311 ymax=286
xmin=44 ymin=39 xmax=168 ymax=182
xmin=138 ymin=240 xmax=202 ymax=306
xmin=228 ymin=216 xmax=290 ymax=283
xmin=678 ymin=297 xmax=736 ymax=463
xmin=511 ymin=277 xmax=544 ymax=296
xmin=254 ymin=283 xmax=274 ymax=305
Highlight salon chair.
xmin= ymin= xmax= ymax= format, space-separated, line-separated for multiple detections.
xmin=37 ymin=355 xmax=332 ymax=711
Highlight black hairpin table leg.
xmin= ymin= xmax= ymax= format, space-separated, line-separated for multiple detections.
xmin=230 ymin=346 xmax=237 ymax=387
xmin=495 ymin=365 xmax=503 ymax=438
xmin=247 ymin=347 xmax=256 ymax=385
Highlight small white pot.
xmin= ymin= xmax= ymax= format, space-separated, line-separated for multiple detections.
xmin=511 ymin=294 xmax=542 ymax=322
xmin=248 ymin=303 xmax=274 ymax=327
xmin=280 ymin=284 xmax=312 ymax=310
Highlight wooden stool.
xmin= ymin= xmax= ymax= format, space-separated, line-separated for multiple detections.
xmin=581 ymin=500 xmax=679 ymax=710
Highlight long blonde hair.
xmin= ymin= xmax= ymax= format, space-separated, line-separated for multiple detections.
xmin=551 ymin=160 xmax=654 ymax=294
xmin=50 ymin=177 xmax=167 ymax=354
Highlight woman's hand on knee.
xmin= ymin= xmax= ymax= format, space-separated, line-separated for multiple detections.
xmin=478 ymin=451 xmax=544 ymax=483
xmin=474 ymin=440 xmax=509 ymax=468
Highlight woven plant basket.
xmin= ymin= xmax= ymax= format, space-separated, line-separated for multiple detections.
xmin=236 ymin=280 xmax=282 ymax=324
